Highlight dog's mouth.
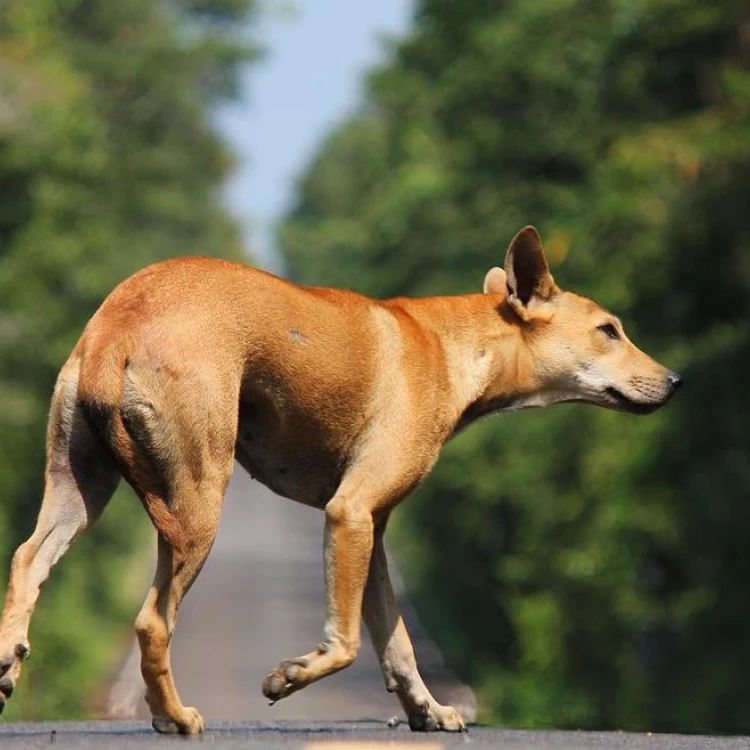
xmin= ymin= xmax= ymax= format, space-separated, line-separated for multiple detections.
xmin=604 ymin=387 xmax=664 ymax=415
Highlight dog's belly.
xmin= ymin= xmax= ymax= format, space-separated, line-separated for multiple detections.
xmin=235 ymin=354 xmax=371 ymax=508
xmin=234 ymin=437 xmax=342 ymax=509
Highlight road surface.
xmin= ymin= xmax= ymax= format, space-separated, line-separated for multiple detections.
xmin=1 ymin=721 xmax=748 ymax=749
xmin=2 ymin=470 xmax=748 ymax=747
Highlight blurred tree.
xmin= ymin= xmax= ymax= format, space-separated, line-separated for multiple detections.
xmin=0 ymin=0 xmax=257 ymax=718
xmin=281 ymin=0 xmax=750 ymax=733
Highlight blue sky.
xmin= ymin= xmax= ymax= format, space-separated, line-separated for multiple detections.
xmin=216 ymin=1 xmax=413 ymax=272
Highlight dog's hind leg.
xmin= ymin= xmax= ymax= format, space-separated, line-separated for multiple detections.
xmin=119 ymin=359 xmax=237 ymax=734
xmin=134 ymin=479 xmax=228 ymax=735
xmin=0 ymin=359 xmax=120 ymax=714
xmin=362 ymin=523 xmax=465 ymax=731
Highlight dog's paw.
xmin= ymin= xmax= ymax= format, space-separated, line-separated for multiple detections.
xmin=152 ymin=706 xmax=205 ymax=734
xmin=408 ymin=703 xmax=467 ymax=732
xmin=262 ymin=657 xmax=308 ymax=703
xmin=0 ymin=643 xmax=30 ymax=716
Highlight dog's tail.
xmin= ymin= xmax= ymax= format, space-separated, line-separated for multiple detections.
xmin=77 ymin=343 xmax=185 ymax=554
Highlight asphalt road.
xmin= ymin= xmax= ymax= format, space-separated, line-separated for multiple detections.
xmin=6 ymin=470 xmax=745 ymax=747
xmin=1 ymin=721 xmax=748 ymax=750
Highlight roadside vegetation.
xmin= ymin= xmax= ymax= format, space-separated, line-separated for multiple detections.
xmin=0 ymin=0 xmax=257 ymax=718
xmin=280 ymin=0 xmax=750 ymax=733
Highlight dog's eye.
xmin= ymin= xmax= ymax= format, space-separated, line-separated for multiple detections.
xmin=598 ymin=323 xmax=620 ymax=340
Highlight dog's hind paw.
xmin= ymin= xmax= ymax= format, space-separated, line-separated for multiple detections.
xmin=0 ymin=642 xmax=30 ymax=716
xmin=408 ymin=704 xmax=467 ymax=732
xmin=151 ymin=706 xmax=205 ymax=734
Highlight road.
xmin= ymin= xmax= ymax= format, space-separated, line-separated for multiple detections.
xmin=3 ymin=470 xmax=748 ymax=747
xmin=108 ymin=466 xmax=475 ymax=723
xmin=1 ymin=721 xmax=748 ymax=750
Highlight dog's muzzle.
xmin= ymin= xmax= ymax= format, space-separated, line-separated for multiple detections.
xmin=605 ymin=370 xmax=683 ymax=415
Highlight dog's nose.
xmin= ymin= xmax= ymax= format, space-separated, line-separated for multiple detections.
xmin=667 ymin=371 xmax=683 ymax=391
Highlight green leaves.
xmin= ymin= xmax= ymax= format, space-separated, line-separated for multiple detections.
xmin=0 ymin=0 xmax=256 ymax=718
xmin=280 ymin=0 xmax=750 ymax=733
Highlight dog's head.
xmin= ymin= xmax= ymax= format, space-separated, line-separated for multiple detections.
xmin=483 ymin=226 xmax=682 ymax=415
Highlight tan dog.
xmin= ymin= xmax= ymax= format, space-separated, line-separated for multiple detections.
xmin=0 ymin=227 xmax=681 ymax=732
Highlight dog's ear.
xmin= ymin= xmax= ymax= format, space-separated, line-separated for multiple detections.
xmin=483 ymin=267 xmax=507 ymax=295
xmin=504 ymin=226 xmax=558 ymax=320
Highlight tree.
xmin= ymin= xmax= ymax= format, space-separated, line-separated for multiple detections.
xmin=0 ymin=0 xmax=257 ymax=717
xmin=280 ymin=0 xmax=750 ymax=732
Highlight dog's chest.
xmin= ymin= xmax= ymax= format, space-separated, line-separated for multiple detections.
xmin=234 ymin=341 xmax=378 ymax=506
xmin=234 ymin=390 xmax=353 ymax=508
xmin=234 ymin=436 xmax=343 ymax=508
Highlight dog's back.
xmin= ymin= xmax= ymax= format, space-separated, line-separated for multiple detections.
xmin=73 ymin=258 xmax=388 ymax=510
xmin=0 ymin=228 xmax=680 ymax=733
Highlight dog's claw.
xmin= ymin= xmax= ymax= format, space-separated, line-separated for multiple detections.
xmin=0 ymin=678 xmax=14 ymax=699
xmin=262 ymin=659 xmax=307 ymax=702
xmin=262 ymin=670 xmax=288 ymax=701
xmin=0 ymin=653 xmax=21 ymax=714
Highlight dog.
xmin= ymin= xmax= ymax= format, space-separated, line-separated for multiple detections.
xmin=0 ymin=226 xmax=681 ymax=732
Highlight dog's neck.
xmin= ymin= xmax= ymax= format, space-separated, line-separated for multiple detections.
xmin=387 ymin=293 xmax=544 ymax=436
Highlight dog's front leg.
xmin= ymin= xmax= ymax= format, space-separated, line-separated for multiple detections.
xmin=362 ymin=523 xmax=466 ymax=732
xmin=262 ymin=490 xmax=374 ymax=702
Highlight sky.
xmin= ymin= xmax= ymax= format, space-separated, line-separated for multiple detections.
xmin=216 ymin=0 xmax=413 ymax=273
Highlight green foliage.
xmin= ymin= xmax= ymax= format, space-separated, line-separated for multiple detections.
xmin=281 ymin=0 xmax=750 ymax=733
xmin=0 ymin=0 xmax=256 ymax=718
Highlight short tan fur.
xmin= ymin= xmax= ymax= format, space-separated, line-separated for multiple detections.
xmin=0 ymin=227 xmax=681 ymax=732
